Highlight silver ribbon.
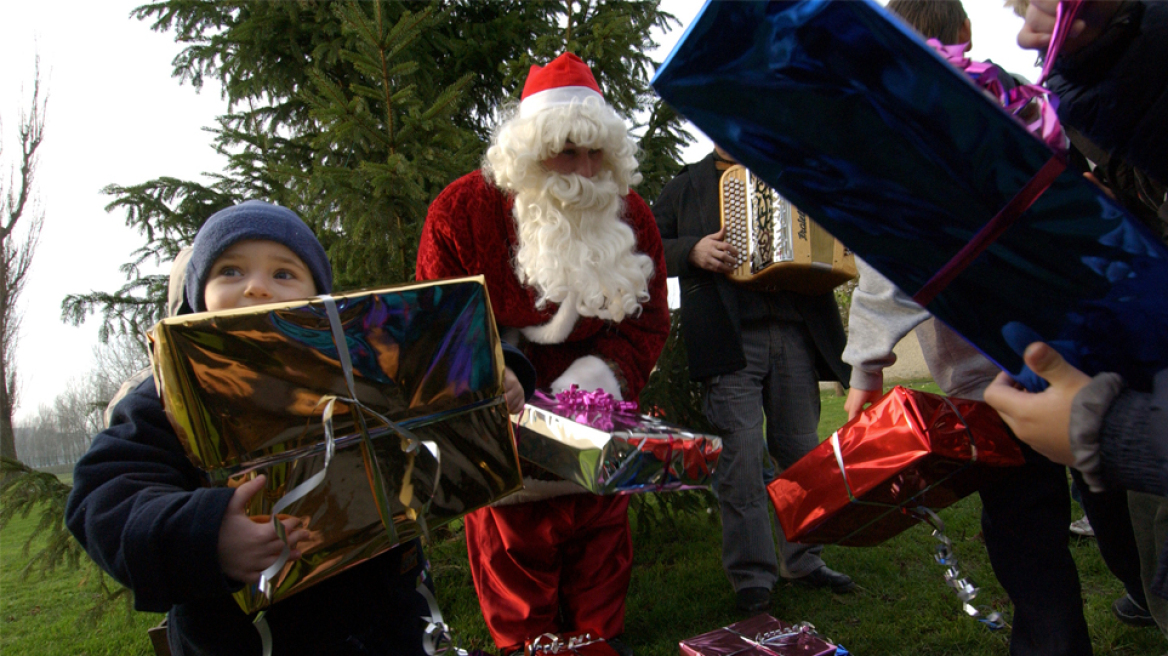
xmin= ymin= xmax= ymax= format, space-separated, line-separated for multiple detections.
xmin=251 ymin=294 xmax=442 ymax=656
xmin=912 ymin=506 xmax=1005 ymax=630
xmin=417 ymin=575 xmax=473 ymax=656
xmin=527 ymin=632 xmax=606 ymax=655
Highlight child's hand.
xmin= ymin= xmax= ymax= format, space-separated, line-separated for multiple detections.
xmin=217 ymin=475 xmax=309 ymax=584
xmin=984 ymin=342 xmax=1091 ymax=466
xmin=503 ymin=366 xmax=526 ymax=415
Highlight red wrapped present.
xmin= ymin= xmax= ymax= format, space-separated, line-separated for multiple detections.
xmin=526 ymin=632 xmax=618 ymax=656
xmin=769 ymin=386 xmax=1024 ymax=547
xmin=680 ymin=614 xmax=839 ymax=656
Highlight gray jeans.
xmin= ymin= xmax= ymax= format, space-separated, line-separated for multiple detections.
xmin=704 ymin=319 xmax=825 ymax=591
xmin=1129 ymin=490 xmax=1168 ymax=639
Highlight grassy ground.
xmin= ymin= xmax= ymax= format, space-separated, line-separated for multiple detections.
xmin=2 ymin=382 xmax=1165 ymax=655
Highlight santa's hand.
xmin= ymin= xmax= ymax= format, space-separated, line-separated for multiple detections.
xmin=844 ymin=387 xmax=883 ymax=421
xmin=551 ymin=355 xmax=623 ymax=399
xmin=984 ymin=342 xmax=1091 ymax=466
xmin=217 ymin=475 xmax=309 ymax=584
xmin=688 ymin=226 xmax=739 ymax=274
xmin=503 ymin=366 xmax=525 ymax=415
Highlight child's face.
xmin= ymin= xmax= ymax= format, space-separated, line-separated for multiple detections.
xmin=204 ymin=240 xmax=317 ymax=311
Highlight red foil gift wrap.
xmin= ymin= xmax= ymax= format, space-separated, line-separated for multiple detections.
xmin=679 ymin=614 xmax=839 ymax=656
xmin=769 ymin=387 xmax=1024 ymax=547
xmin=513 ymin=387 xmax=722 ymax=495
xmin=525 ymin=632 xmax=619 ymax=656
xmin=149 ymin=276 xmax=522 ymax=612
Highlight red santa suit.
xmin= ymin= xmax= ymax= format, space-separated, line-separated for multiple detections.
xmin=416 ymin=170 xmax=669 ymax=650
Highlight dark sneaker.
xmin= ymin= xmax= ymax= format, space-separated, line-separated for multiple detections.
xmin=1113 ymin=593 xmax=1156 ymax=627
xmin=782 ymin=565 xmax=857 ymax=594
xmin=735 ymin=586 xmax=771 ymax=612
xmin=607 ymin=637 xmax=634 ymax=656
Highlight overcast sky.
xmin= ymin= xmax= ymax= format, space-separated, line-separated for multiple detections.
xmin=0 ymin=0 xmax=1038 ymax=425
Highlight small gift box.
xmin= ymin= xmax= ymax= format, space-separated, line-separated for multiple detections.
xmin=513 ymin=387 xmax=721 ymax=495
xmin=526 ymin=632 xmax=618 ymax=656
xmin=769 ymin=387 xmax=1024 ymax=547
xmin=150 ymin=276 xmax=522 ymax=612
xmin=680 ymin=614 xmax=840 ymax=656
xmin=653 ymin=0 xmax=1168 ymax=392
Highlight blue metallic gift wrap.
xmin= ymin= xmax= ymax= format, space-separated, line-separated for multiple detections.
xmin=151 ymin=276 xmax=521 ymax=611
xmin=653 ymin=0 xmax=1168 ymax=391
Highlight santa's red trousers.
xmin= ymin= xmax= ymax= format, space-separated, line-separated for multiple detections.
xmin=464 ymin=494 xmax=633 ymax=652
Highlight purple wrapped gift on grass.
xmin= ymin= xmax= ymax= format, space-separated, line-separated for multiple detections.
xmin=652 ymin=0 xmax=1168 ymax=392
xmin=514 ymin=386 xmax=721 ymax=495
xmin=680 ymin=614 xmax=842 ymax=656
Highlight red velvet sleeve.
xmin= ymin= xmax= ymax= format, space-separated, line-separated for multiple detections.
xmin=417 ymin=179 xmax=472 ymax=282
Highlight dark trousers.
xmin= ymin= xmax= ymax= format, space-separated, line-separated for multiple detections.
xmin=1073 ymin=468 xmax=1148 ymax=609
xmin=979 ymin=443 xmax=1092 ymax=656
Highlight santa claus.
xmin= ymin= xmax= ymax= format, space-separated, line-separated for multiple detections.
xmin=416 ymin=53 xmax=669 ymax=655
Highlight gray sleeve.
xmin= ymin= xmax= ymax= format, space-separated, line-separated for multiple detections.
xmin=842 ymin=257 xmax=932 ymax=390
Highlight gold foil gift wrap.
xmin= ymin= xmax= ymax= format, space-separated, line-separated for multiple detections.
xmin=514 ymin=390 xmax=722 ymax=495
xmin=150 ymin=276 xmax=522 ymax=613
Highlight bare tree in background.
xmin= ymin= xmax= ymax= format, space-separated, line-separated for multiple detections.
xmin=0 ymin=65 xmax=47 ymax=464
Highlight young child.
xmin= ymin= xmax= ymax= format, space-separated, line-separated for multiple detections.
xmin=67 ymin=200 xmax=534 ymax=656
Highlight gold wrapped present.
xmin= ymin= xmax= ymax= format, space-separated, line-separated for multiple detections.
xmin=150 ymin=276 xmax=521 ymax=612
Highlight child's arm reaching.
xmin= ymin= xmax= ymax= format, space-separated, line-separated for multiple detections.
xmin=217 ymin=474 xmax=310 ymax=585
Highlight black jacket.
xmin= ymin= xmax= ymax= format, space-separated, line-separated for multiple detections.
xmin=653 ymin=152 xmax=851 ymax=384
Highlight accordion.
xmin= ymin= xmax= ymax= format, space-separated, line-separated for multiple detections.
xmin=719 ymin=164 xmax=856 ymax=294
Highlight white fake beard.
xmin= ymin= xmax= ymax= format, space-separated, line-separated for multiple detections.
xmin=512 ymin=170 xmax=653 ymax=323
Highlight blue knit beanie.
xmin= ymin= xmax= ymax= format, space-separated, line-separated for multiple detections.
xmin=184 ymin=200 xmax=333 ymax=312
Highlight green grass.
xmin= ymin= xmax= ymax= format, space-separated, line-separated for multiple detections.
xmin=3 ymin=384 xmax=1165 ymax=654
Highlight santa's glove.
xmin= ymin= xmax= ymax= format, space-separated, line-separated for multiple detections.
xmin=550 ymin=356 xmax=623 ymax=400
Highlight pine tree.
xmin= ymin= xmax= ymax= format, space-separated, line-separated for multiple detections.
xmin=65 ymin=0 xmax=690 ymax=342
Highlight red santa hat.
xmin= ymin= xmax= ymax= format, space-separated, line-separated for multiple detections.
xmin=519 ymin=53 xmax=604 ymax=118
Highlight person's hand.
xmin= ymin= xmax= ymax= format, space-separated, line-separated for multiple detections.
xmin=844 ymin=387 xmax=884 ymax=421
xmin=687 ymin=226 xmax=739 ymax=274
xmin=984 ymin=342 xmax=1091 ymax=466
xmin=503 ymin=366 xmax=525 ymax=415
xmin=1018 ymin=0 xmax=1120 ymax=55
xmin=217 ymin=475 xmax=309 ymax=584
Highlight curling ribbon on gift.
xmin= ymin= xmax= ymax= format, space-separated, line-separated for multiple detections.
xmin=252 ymin=295 xmax=441 ymax=656
xmin=416 ymin=571 xmax=490 ymax=656
xmin=1037 ymin=0 xmax=1085 ymax=85
xmin=744 ymin=622 xmax=823 ymax=651
xmin=534 ymin=385 xmax=638 ymax=432
xmin=527 ymin=632 xmax=606 ymax=655
xmin=912 ymin=506 xmax=1006 ymax=630
xmin=927 ymin=40 xmax=1065 ymax=153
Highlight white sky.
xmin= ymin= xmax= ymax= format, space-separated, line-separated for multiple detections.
xmin=0 ymin=0 xmax=1038 ymax=425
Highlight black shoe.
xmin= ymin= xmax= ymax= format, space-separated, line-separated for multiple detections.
xmin=1113 ymin=593 xmax=1157 ymax=627
xmin=735 ymin=586 xmax=771 ymax=613
xmin=607 ymin=636 xmax=634 ymax=656
xmin=782 ymin=565 xmax=856 ymax=594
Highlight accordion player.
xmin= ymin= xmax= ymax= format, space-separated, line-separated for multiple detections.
xmin=719 ymin=164 xmax=856 ymax=295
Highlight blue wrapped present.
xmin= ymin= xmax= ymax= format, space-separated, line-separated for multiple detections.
xmin=652 ymin=0 xmax=1168 ymax=391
